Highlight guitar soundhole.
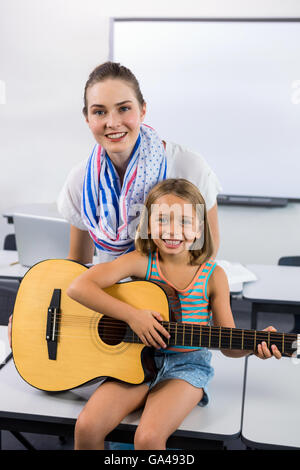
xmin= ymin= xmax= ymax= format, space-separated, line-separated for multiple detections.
xmin=98 ymin=316 xmax=127 ymax=346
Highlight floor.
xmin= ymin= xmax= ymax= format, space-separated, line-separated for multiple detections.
xmin=1 ymin=298 xmax=295 ymax=450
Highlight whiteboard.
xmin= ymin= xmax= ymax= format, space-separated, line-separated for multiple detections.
xmin=112 ymin=19 xmax=300 ymax=201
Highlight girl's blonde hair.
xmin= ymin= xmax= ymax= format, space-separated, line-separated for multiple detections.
xmin=135 ymin=178 xmax=214 ymax=265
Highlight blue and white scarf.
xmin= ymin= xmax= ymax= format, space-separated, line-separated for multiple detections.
xmin=81 ymin=124 xmax=167 ymax=256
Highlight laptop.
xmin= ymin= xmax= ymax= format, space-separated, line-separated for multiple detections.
xmin=13 ymin=213 xmax=70 ymax=267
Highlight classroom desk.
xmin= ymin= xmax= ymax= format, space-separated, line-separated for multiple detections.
xmin=243 ymin=264 xmax=300 ymax=331
xmin=0 ymin=250 xmax=100 ymax=281
xmin=242 ymin=354 xmax=300 ymax=449
xmin=0 ymin=250 xmax=243 ymax=295
xmin=0 ymin=324 xmax=246 ymax=450
xmin=0 ymin=250 xmax=26 ymax=280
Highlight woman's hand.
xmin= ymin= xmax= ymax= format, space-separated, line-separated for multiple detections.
xmin=255 ymin=326 xmax=282 ymax=360
xmin=128 ymin=310 xmax=171 ymax=349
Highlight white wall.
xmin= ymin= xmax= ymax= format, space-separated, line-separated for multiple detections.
xmin=1 ymin=0 xmax=300 ymax=263
xmin=0 ymin=0 xmax=110 ymax=245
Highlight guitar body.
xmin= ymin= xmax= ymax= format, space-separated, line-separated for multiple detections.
xmin=12 ymin=259 xmax=170 ymax=392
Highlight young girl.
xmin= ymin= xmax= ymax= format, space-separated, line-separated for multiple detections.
xmin=67 ymin=178 xmax=281 ymax=451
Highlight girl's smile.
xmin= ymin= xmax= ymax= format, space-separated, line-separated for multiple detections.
xmin=162 ymin=239 xmax=183 ymax=249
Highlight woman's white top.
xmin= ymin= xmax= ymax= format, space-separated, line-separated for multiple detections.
xmin=57 ymin=141 xmax=222 ymax=262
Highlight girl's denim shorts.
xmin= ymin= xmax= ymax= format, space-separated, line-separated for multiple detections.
xmin=144 ymin=348 xmax=214 ymax=407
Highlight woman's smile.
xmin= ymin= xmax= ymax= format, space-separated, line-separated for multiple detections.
xmin=105 ymin=131 xmax=128 ymax=143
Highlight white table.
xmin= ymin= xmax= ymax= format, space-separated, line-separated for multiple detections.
xmin=0 ymin=250 xmax=100 ymax=280
xmin=242 ymin=354 xmax=300 ymax=449
xmin=121 ymin=350 xmax=246 ymax=442
xmin=244 ymin=264 xmax=300 ymax=304
xmin=0 ymin=324 xmax=246 ymax=449
xmin=229 ymin=282 xmax=243 ymax=295
xmin=0 ymin=250 xmax=244 ymax=296
xmin=0 ymin=250 xmax=27 ymax=280
xmin=243 ymin=264 xmax=300 ymax=330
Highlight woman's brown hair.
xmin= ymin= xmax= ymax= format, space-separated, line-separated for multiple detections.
xmin=83 ymin=61 xmax=145 ymax=116
xmin=135 ymin=178 xmax=214 ymax=265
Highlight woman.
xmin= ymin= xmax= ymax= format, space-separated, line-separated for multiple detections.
xmin=57 ymin=61 xmax=222 ymax=265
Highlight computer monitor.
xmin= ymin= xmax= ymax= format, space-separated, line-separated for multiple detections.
xmin=13 ymin=213 xmax=70 ymax=267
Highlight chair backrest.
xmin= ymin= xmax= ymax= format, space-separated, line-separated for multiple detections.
xmin=3 ymin=234 xmax=17 ymax=251
xmin=278 ymin=256 xmax=300 ymax=267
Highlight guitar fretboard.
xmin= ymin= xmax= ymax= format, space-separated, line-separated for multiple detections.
xmin=124 ymin=322 xmax=298 ymax=355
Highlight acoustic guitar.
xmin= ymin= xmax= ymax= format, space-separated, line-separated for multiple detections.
xmin=11 ymin=259 xmax=299 ymax=392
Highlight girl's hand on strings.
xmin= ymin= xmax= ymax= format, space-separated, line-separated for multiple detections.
xmin=255 ymin=326 xmax=282 ymax=360
xmin=128 ymin=310 xmax=171 ymax=349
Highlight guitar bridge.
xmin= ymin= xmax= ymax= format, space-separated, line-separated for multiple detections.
xmin=46 ymin=289 xmax=61 ymax=360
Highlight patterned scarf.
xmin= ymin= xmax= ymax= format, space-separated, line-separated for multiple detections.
xmin=81 ymin=124 xmax=167 ymax=256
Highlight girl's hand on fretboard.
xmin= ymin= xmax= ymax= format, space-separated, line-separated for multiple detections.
xmin=128 ymin=309 xmax=171 ymax=349
xmin=254 ymin=326 xmax=282 ymax=360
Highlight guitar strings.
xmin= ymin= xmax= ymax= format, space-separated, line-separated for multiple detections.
xmin=22 ymin=310 xmax=293 ymax=347
xmin=19 ymin=326 xmax=295 ymax=349
xmin=45 ymin=313 xmax=298 ymax=339
xmin=42 ymin=333 xmax=290 ymax=350
xmin=29 ymin=324 xmax=295 ymax=351
xmin=47 ymin=312 xmax=297 ymax=333
xmin=23 ymin=331 xmax=294 ymax=352
xmin=45 ymin=314 xmax=297 ymax=340
xmin=46 ymin=315 xmax=297 ymax=340
xmin=47 ymin=312 xmax=294 ymax=333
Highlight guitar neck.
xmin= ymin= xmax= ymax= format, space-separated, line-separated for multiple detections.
xmin=125 ymin=322 xmax=298 ymax=355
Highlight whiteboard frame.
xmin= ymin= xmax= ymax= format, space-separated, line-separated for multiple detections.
xmin=110 ymin=17 xmax=300 ymax=206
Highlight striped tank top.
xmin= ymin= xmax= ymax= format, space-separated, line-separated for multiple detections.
xmin=145 ymin=250 xmax=217 ymax=353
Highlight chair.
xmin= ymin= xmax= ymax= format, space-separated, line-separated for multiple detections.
xmin=278 ymin=256 xmax=300 ymax=267
xmin=3 ymin=233 xmax=17 ymax=251
xmin=0 ymin=234 xmax=19 ymax=325
xmin=278 ymin=256 xmax=300 ymax=332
